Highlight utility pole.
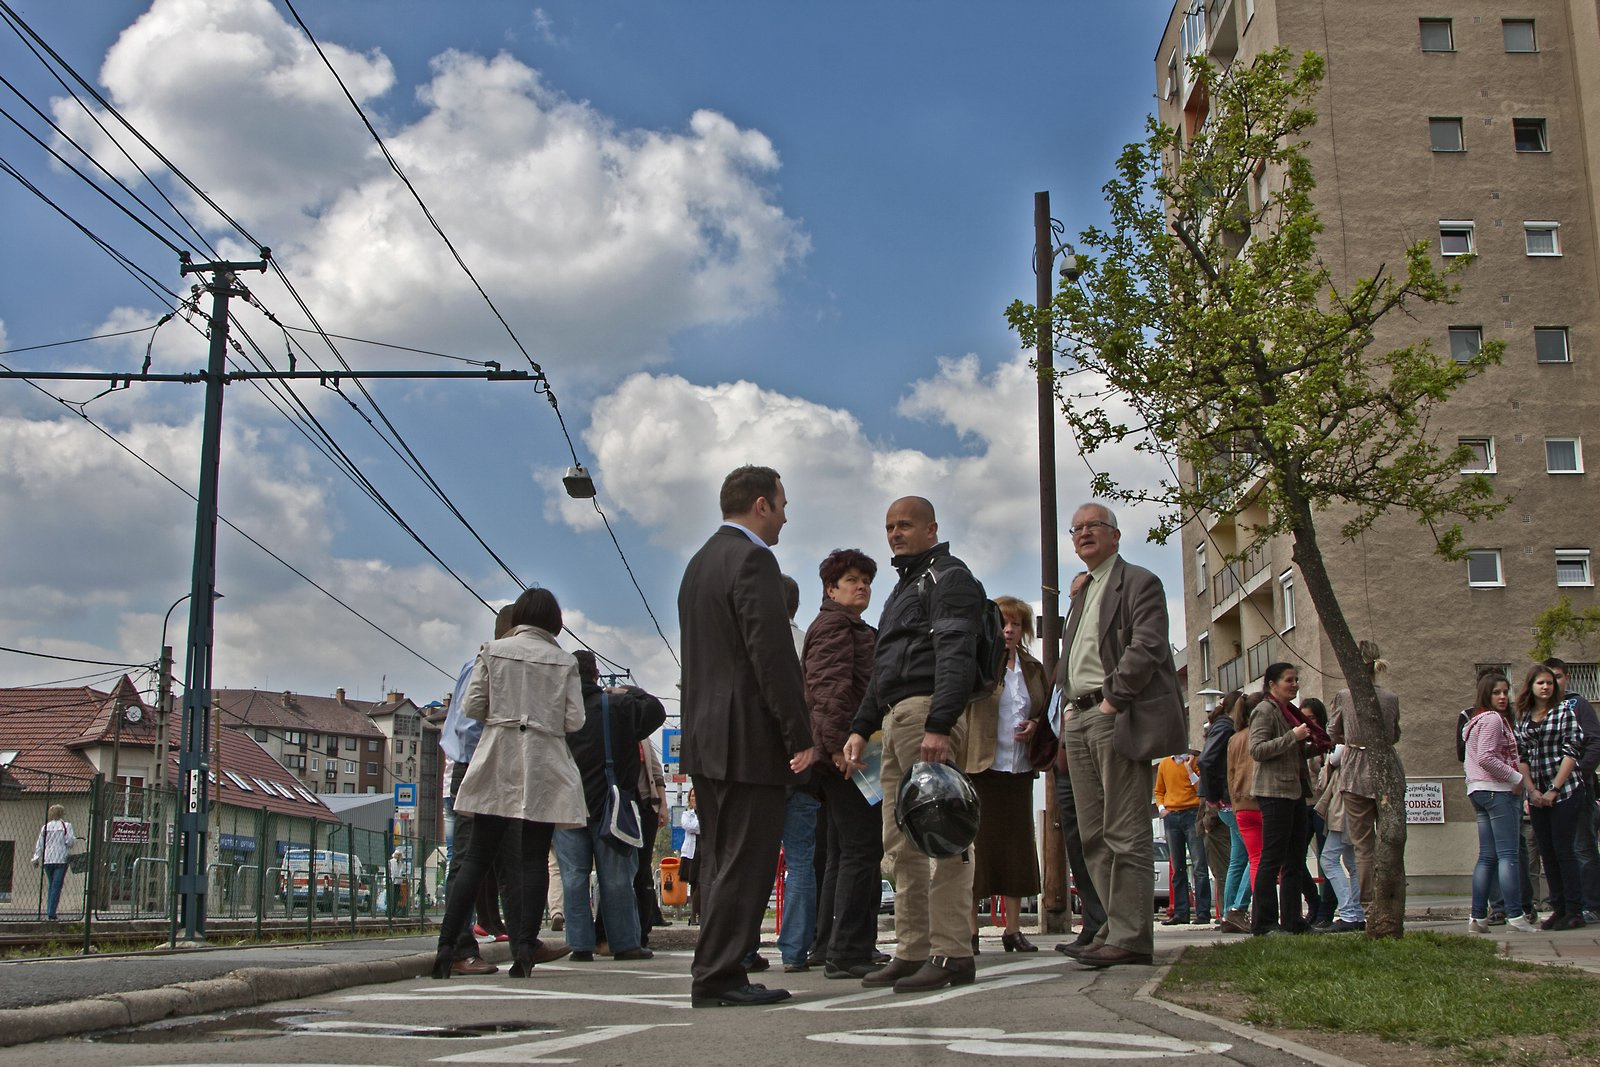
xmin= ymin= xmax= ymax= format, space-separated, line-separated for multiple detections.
xmin=154 ymin=643 xmax=172 ymax=790
xmin=1034 ymin=192 xmax=1067 ymax=933
xmin=173 ymin=252 xmax=265 ymax=942
xmin=0 ymin=251 xmax=536 ymax=942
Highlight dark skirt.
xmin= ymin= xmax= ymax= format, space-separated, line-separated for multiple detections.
xmin=971 ymin=768 xmax=1041 ymax=898
xmin=678 ymin=854 xmax=698 ymax=885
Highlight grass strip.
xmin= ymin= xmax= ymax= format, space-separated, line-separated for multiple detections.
xmin=1161 ymin=932 xmax=1600 ymax=1063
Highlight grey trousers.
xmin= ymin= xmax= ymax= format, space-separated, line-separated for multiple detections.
xmin=1064 ymin=706 xmax=1155 ymax=954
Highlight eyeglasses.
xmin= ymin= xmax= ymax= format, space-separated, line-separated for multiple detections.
xmin=1068 ymin=521 xmax=1115 ymax=536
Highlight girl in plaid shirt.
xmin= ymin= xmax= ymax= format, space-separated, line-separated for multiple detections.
xmin=1515 ymin=663 xmax=1588 ymax=930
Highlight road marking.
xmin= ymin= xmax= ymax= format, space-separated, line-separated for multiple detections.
xmin=431 ymin=1023 xmax=689 ymax=1064
xmin=283 ymin=1019 xmax=557 ymax=1041
xmin=342 ymin=985 xmax=690 ymax=1010
xmin=810 ymin=1027 xmax=1231 ymax=1059
xmin=783 ymin=972 xmax=1058 ymax=1012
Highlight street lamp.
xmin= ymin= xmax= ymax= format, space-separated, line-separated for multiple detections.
xmin=155 ymin=591 xmax=221 ymax=791
xmin=1198 ymin=687 xmax=1225 ymax=714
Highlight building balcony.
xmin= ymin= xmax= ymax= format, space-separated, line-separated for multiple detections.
xmin=1217 ymin=654 xmax=1245 ymax=694
xmin=1245 ymin=634 xmax=1280 ymax=685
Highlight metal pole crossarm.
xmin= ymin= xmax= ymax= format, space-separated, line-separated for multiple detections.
xmin=179 ymin=253 xmax=270 ymax=277
xmin=0 ymin=368 xmax=530 ymax=382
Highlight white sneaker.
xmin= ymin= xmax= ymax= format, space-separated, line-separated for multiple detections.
xmin=1505 ymin=914 xmax=1537 ymax=932
xmin=1467 ymin=918 xmax=1491 ymax=933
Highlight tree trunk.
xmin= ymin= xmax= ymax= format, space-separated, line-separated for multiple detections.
xmin=1285 ymin=497 xmax=1408 ymax=938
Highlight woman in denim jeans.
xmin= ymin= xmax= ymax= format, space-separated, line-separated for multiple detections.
xmin=30 ymin=804 xmax=76 ymax=920
xmin=1464 ymin=672 xmax=1535 ymax=933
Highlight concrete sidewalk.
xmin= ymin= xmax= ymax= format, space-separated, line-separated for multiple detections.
xmin=2 ymin=897 xmax=1597 ymax=1048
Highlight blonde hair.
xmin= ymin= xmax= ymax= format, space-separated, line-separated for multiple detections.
xmin=1358 ymin=639 xmax=1388 ymax=678
xmin=994 ymin=596 xmax=1035 ymax=648
xmin=47 ymin=804 xmax=66 ymax=820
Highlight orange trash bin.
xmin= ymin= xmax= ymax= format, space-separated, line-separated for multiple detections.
xmin=659 ymin=857 xmax=688 ymax=905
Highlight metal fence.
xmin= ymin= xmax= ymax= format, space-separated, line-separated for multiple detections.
xmin=0 ymin=766 xmax=439 ymax=941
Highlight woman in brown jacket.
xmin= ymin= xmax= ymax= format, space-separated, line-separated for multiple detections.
xmin=1248 ymin=662 xmax=1319 ymax=936
xmin=965 ymin=596 xmax=1049 ymax=952
xmin=1220 ymin=692 xmax=1259 ymax=933
xmin=803 ymin=548 xmax=881 ymax=978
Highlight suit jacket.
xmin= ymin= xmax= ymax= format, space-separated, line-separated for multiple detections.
xmin=960 ymin=648 xmax=1048 ymax=774
xmin=1054 ymin=555 xmax=1187 ymax=762
xmin=678 ymin=525 xmax=813 ymax=785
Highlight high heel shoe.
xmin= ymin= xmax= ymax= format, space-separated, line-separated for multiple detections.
xmin=1002 ymin=931 xmax=1038 ymax=953
xmin=430 ymin=950 xmax=454 ymax=980
xmin=509 ymin=956 xmax=533 ymax=978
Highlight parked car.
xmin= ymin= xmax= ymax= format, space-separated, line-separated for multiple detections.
xmin=879 ymin=879 xmax=895 ymax=914
xmin=1153 ymin=837 xmax=1171 ymax=907
xmin=279 ymin=848 xmax=371 ymax=912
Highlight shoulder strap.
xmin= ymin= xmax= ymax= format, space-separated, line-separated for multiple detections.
xmin=599 ymin=691 xmax=618 ymax=788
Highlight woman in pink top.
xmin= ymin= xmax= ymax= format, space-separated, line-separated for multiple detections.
xmin=1463 ymin=671 xmax=1535 ymax=933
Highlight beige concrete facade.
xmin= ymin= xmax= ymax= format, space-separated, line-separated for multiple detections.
xmin=1157 ymin=0 xmax=1600 ymax=890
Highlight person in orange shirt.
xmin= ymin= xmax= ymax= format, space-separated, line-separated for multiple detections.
xmin=1154 ymin=751 xmax=1210 ymax=925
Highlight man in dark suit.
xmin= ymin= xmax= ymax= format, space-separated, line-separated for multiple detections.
xmin=1055 ymin=502 xmax=1187 ymax=968
xmin=679 ymin=465 xmax=817 ymax=1007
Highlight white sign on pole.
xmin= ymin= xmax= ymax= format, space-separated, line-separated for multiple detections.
xmin=1404 ymin=781 xmax=1446 ymax=824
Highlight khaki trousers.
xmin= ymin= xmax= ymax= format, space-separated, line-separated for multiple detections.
xmin=1064 ymin=705 xmax=1155 ymax=954
xmin=1342 ymin=791 xmax=1377 ymax=908
xmin=548 ymin=850 xmax=563 ymax=921
xmin=880 ymin=694 xmax=974 ymax=960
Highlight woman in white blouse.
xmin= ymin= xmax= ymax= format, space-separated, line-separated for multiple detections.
xmin=31 ymin=804 xmax=76 ymax=920
xmin=964 ymin=596 xmax=1048 ymax=952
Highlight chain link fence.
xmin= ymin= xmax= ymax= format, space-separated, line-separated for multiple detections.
xmin=0 ymin=764 xmax=439 ymax=938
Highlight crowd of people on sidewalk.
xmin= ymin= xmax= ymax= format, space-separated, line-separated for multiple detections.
xmin=413 ymin=460 xmax=1600 ymax=1002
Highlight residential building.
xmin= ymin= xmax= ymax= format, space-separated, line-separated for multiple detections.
xmin=1159 ymin=0 xmax=1600 ymax=889
xmin=213 ymin=687 xmax=387 ymax=797
xmin=0 ymin=678 xmax=336 ymax=916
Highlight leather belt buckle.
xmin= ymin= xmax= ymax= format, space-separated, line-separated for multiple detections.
xmin=1072 ymin=687 xmax=1104 ymax=711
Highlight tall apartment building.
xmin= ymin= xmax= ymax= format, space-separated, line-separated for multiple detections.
xmin=1159 ymin=0 xmax=1600 ymax=888
xmin=214 ymin=687 xmax=387 ymax=796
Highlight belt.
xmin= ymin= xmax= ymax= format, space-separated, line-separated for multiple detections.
xmin=1070 ymin=687 xmax=1105 ymax=711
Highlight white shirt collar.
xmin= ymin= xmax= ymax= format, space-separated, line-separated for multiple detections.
xmin=721 ymin=520 xmax=770 ymax=550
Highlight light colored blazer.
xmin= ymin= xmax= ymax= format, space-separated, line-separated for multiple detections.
xmin=1249 ymin=699 xmax=1312 ymax=801
xmin=1327 ymin=686 xmax=1401 ymax=800
xmin=453 ymin=625 xmax=588 ymax=827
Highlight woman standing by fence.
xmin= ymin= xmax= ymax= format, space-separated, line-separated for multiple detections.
xmin=31 ymin=804 xmax=76 ymax=921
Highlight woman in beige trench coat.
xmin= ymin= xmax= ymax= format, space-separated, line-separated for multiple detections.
xmin=434 ymin=587 xmax=588 ymax=978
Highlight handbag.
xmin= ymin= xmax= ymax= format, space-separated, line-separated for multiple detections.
xmin=598 ymin=692 xmax=644 ymax=850
xmin=1025 ymin=687 xmax=1061 ymax=771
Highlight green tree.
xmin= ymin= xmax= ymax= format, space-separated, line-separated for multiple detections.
xmin=1530 ymin=596 xmax=1600 ymax=662
xmin=1009 ymin=48 xmax=1504 ymax=938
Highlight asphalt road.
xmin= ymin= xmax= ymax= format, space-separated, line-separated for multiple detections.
xmin=0 ymin=948 xmax=1317 ymax=1067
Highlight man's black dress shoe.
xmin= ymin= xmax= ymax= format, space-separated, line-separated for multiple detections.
xmin=691 ymin=983 xmax=792 ymax=1008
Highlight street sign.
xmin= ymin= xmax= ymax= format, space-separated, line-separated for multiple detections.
xmin=661 ymin=728 xmax=681 ymax=769
xmin=394 ymin=782 xmax=417 ymax=809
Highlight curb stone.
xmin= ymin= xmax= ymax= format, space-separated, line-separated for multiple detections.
xmin=0 ymin=945 xmax=491 ymax=1047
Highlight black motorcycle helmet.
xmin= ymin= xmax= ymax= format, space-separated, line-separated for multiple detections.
xmin=894 ymin=761 xmax=981 ymax=858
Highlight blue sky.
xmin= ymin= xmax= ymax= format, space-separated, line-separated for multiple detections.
xmin=0 ymin=0 xmax=1179 ymax=711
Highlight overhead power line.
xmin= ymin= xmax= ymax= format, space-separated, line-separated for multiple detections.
xmin=281 ymin=0 xmax=679 ymax=669
xmin=0 ymin=644 xmax=148 ymax=668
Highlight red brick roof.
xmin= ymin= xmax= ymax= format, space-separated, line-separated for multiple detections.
xmin=213 ymin=688 xmax=386 ymax=739
xmin=0 ymin=679 xmax=336 ymax=821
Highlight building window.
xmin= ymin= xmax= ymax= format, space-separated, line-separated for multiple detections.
xmin=1467 ymin=550 xmax=1504 ymax=588
xmin=1194 ymin=545 xmax=1208 ymax=595
xmin=284 ymin=730 xmax=303 ymax=745
xmin=253 ymin=728 xmax=268 ymax=742
xmin=310 ymin=757 xmax=319 ymax=771
xmin=1448 ymin=327 xmax=1482 ymax=363
xmin=394 ymin=761 xmax=403 ymax=775
xmin=1503 ymin=19 xmax=1537 ymax=52
xmin=366 ymin=739 xmax=379 ymax=752
xmin=1420 ymin=18 xmax=1454 ymax=51
xmin=344 ymin=737 xmax=356 ymax=750
xmin=1565 ymin=664 xmax=1600 ymax=700
xmin=1546 ymin=438 xmax=1584 ymax=473
xmin=1459 ymin=436 xmax=1496 ymax=473
xmin=1198 ymin=633 xmax=1212 ymax=682
xmin=1525 ymin=223 xmax=1561 ymax=256
xmin=1556 ymin=550 xmax=1593 ymax=588
xmin=1535 ymin=327 xmax=1570 ymax=364
xmin=343 ymin=783 xmax=356 ymax=794
xmin=1440 ymin=222 xmax=1474 ymax=256
xmin=0 ymin=842 xmax=13 ymax=896
xmin=284 ymin=755 xmax=305 ymax=770
xmin=1166 ymin=49 xmax=1179 ymax=100
xmin=344 ymin=760 xmax=356 ymax=773
xmin=1513 ymin=118 xmax=1548 ymax=153
xmin=1428 ymin=118 xmax=1464 ymax=152
xmin=366 ymin=762 xmax=378 ymax=775
xmin=1279 ymin=570 xmax=1296 ymax=632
